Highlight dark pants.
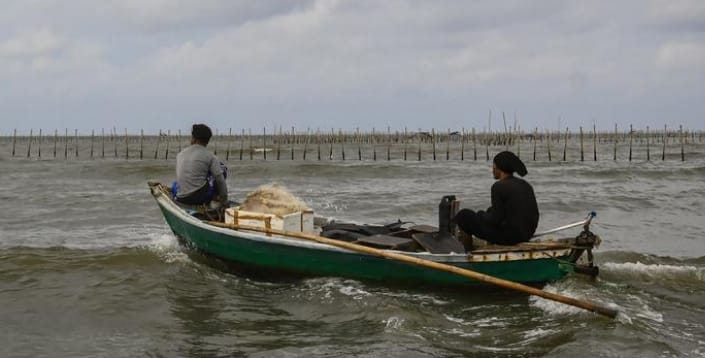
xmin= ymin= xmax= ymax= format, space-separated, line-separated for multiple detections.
xmin=175 ymin=182 xmax=214 ymax=205
xmin=454 ymin=209 xmax=523 ymax=245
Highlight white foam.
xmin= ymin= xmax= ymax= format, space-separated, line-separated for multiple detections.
xmin=143 ymin=231 xmax=189 ymax=264
xmin=603 ymin=262 xmax=705 ymax=282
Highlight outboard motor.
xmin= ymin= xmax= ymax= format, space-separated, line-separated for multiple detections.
xmin=438 ymin=195 xmax=457 ymax=237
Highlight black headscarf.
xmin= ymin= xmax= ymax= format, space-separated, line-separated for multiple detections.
xmin=493 ymin=151 xmax=528 ymax=177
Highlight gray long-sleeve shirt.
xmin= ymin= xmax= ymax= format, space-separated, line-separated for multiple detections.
xmin=176 ymin=144 xmax=228 ymax=204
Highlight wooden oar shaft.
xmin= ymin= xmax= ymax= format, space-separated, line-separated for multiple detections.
xmin=207 ymin=221 xmax=617 ymax=318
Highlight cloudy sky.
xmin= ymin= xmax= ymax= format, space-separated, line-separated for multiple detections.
xmin=1 ymin=0 xmax=704 ymax=133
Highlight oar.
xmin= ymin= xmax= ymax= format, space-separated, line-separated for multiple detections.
xmin=207 ymin=221 xmax=618 ymax=319
xmin=532 ymin=211 xmax=596 ymax=238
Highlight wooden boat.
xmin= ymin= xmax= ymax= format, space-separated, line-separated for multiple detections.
xmin=148 ymin=181 xmax=602 ymax=287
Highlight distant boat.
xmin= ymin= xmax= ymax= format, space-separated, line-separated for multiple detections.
xmin=149 ymin=181 xmax=602 ymax=287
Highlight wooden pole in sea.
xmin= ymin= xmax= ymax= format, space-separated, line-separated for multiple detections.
xmin=177 ymin=129 xmax=182 ymax=153
xmin=54 ymin=129 xmax=58 ymax=158
xmin=249 ymin=128 xmax=254 ymax=161
xmin=290 ymin=126 xmax=295 ymax=160
xmin=546 ymin=128 xmax=552 ymax=162
xmin=370 ymin=128 xmax=375 ymax=161
xmin=532 ymin=128 xmax=537 ymax=161
xmin=579 ymin=126 xmax=584 ymax=161
xmin=460 ymin=128 xmax=465 ymax=161
xmin=403 ymin=127 xmax=408 ymax=161
xmin=680 ymin=124 xmax=685 ymax=161
xmin=11 ymin=129 xmax=17 ymax=157
xmin=26 ymin=129 xmax=32 ymax=158
xmin=628 ymin=124 xmax=633 ymax=162
xmin=485 ymin=131 xmax=490 ymax=161
xmin=226 ymin=128 xmax=232 ymax=161
xmin=473 ymin=128 xmax=477 ymax=161
xmin=263 ymin=127 xmax=267 ymax=160
xmin=613 ymin=124 xmax=618 ymax=161
xmin=562 ymin=128 xmax=568 ymax=161
xmin=239 ymin=129 xmax=244 ymax=160
xmin=340 ymin=129 xmax=345 ymax=160
xmin=301 ymin=128 xmax=308 ymax=160
xmin=90 ymin=130 xmax=94 ymax=159
xmin=101 ymin=128 xmax=105 ymax=159
xmin=445 ymin=128 xmax=450 ymax=160
xmin=431 ymin=128 xmax=436 ymax=161
xmin=124 ymin=128 xmax=129 ymax=159
xmin=276 ymin=126 xmax=281 ymax=160
xmin=592 ymin=124 xmax=597 ymax=161
xmin=139 ymin=129 xmax=144 ymax=159
xmin=65 ymin=128 xmax=69 ymax=159
xmin=165 ymin=130 xmax=171 ymax=160
xmin=646 ymin=126 xmax=650 ymax=161
xmin=38 ymin=129 xmax=42 ymax=158
xmin=112 ymin=127 xmax=118 ymax=159
xmin=154 ymin=130 xmax=160 ymax=159
xmin=74 ymin=129 xmax=79 ymax=158
xmin=317 ymin=129 xmax=322 ymax=161
xmin=328 ymin=128 xmax=334 ymax=160
xmin=662 ymin=124 xmax=667 ymax=161
xmin=417 ymin=130 xmax=422 ymax=161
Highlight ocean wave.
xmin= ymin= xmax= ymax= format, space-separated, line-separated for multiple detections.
xmin=602 ymin=261 xmax=705 ymax=284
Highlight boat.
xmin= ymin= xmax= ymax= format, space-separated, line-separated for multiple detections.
xmin=148 ymin=181 xmax=602 ymax=287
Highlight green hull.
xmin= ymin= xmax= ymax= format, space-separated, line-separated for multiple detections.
xmin=153 ymin=187 xmax=577 ymax=287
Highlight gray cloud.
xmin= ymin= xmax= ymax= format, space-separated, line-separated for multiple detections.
xmin=0 ymin=0 xmax=703 ymax=132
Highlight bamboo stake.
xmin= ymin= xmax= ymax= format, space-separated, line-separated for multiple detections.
xmin=613 ymin=124 xmax=618 ymax=161
xmin=276 ymin=126 xmax=281 ymax=160
xmin=546 ymin=129 xmax=552 ymax=162
xmin=140 ymin=129 xmax=144 ymax=159
xmin=165 ymin=130 xmax=170 ymax=160
xmin=213 ymin=129 xmax=218 ymax=156
xmin=290 ymin=127 xmax=294 ymax=160
xmin=387 ymin=126 xmax=391 ymax=161
xmin=417 ymin=130 xmax=422 ymax=161
xmin=532 ymin=128 xmax=537 ymax=161
xmin=11 ymin=129 xmax=17 ymax=157
xmin=75 ymin=129 xmax=79 ymax=158
xmin=460 ymin=128 xmax=465 ymax=161
xmin=208 ymin=221 xmax=618 ymax=319
xmin=446 ymin=128 xmax=450 ymax=160
xmin=562 ymin=128 xmax=568 ymax=161
xmin=628 ymin=124 xmax=633 ymax=162
xmin=680 ymin=125 xmax=685 ymax=161
xmin=403 ymin=127 xmax=408 ymax=161
xmin=124 ymin=128 xmax=129 ymax=159
xmin=38 ymin=129 xmax=42 ymax=158
xmin=593 ymin=124 xmax=597 ymax=161
xmin=178 ymin=129 xmax=182 ymax=153
xmin=340 ymin=129 xmax=345 ymax=160
xmin=316 ymin=129 xmax=321 ymax=161
xmin=154 ymin=130 xmax=160 ymax=159
xmin=356 ymin=128 xmax=362 ymax=161
xmin=65 ymin=128 xmax=69 ymax=159
xmin=26 ymin=129 xmax=32 ymax=158
xmin=227 ymin=128 xmax=232 ymax=161
xmin=329 ymin=128 xmax=334 ymax=160
xmin=240 ymin=129 xmax=245 ymax=160
xmin=662 ymin=125 xmax=667 ymax=161
xmin=101 ymin=129 xmax=105 ymax=158
xmin=113 ymin=127 xmax=118 ymax=159
xmin=646 ymin=126 xmax=650 ymax=161
xmin=90 ymin=130 xmax=94 ymax=159
xmin=579 ymin=126 xmax=584 ymax=161
xmin=54 ymin=129 xmax=58 ymax=158
xmin=473 ymin=128 xmax=477 ymax=161
xmin=303 ymin=128 xmax=310 ymax=161
xmin=372 ymin=128 xmax=377 ymax=161
xmin=431 ymin=128 xmax=437 ymax=161
xmin=249 ymin=128 xmax=254 ymax=160
xmin=263 ymin=127 xmax=267 ymax=161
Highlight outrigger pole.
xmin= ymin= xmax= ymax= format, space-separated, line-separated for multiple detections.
xmin=207 ymin=220 xmax=618 ymax=319
xmin=532 ymin=211 xmax=596 ymax=238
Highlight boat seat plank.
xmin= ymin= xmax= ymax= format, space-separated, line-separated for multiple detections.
xmin=411 ymin=233 xmax=466 ymax=254
xmin=353 ymin=234 xmax=418 ymax=251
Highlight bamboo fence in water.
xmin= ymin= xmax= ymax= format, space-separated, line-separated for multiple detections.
xmin=2 ymin=125 xmax=703 ymax=162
